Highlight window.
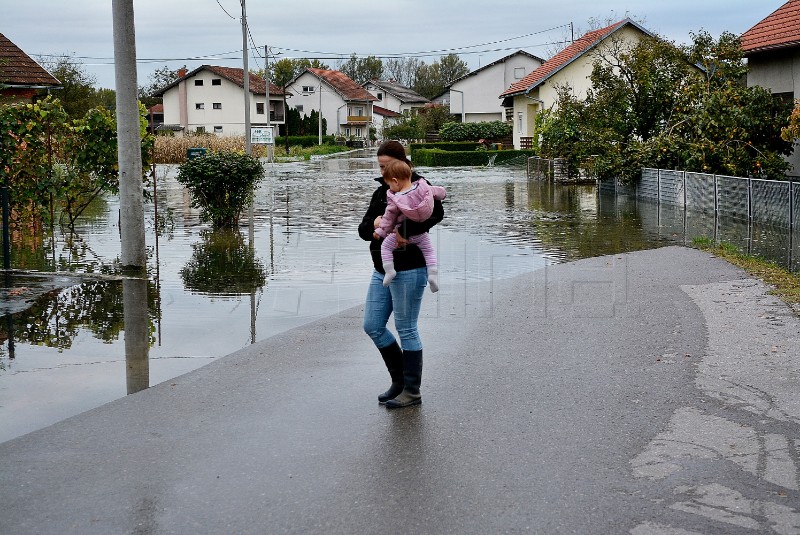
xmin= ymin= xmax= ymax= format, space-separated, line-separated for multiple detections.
xmin=296 ymin=105 xmax=303 ymax=112
xmin=213 ymin=103 xmax=222 ymax=110
xmin=355 ymin=127 xmax=362 ymax=137
xmin=518 ymin=112 xmax=523 ymax=131
xmin=196 ymin=126 xmax=205 ymax=133
xmin=355 ymin=106 xmax=364 ymax=116
xmin=212 ymin=79 xmax=221 ymax=86
xmin=345 ymin=127 xmax=351 ymax=136
xmin=514 ymin=67 xmax=526 ymax=80
xmin=377 ymin=93 xmax=383 ymax=101
xmin=194 ymin=79 xmax=204 ymax=86
xmin=302 ymin=85 xmax=315 ymax=93
xmin=256 ymin=103 xmax=264 ymax=114
xmin=214 ymin=126 xmax=223 ymax=134
xmin=195 ymin=103 xmax=204 ymax=110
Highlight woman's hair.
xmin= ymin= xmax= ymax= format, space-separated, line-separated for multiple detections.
xmin=377 ymin=140 xmax=412 ymax=166
xmin=382 ymin=159 xmax=412 ymax=182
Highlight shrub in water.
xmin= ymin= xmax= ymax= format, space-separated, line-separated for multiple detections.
xmin=177 ymin=151 xmax=264 ymax=228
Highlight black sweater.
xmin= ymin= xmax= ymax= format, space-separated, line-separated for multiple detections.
xmin=358 ymin=172 xmax=445 ymax=274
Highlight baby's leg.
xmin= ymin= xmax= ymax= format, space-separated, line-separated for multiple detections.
xmin=381 ymin=233 xmax=398 ymax=287
xmin=409 ymin=234 xmax=439 ymax=293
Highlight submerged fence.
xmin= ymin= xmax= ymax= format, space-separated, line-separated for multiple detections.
xmin=599 ymin=168 xmax=800 ymax=231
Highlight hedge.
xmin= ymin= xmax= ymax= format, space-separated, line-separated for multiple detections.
xmin=409 ymin=142 xmax=481 ymax=159
xmin=438 ymin=121 xmax=512 ymax=141
xmin=275 ymin=135 xmax=336 ymax=147
xmin=412 ymin=148 xmax=537 ymax=167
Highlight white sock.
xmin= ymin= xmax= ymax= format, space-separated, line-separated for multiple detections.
xmin=427 ymin=265 xmax=439 ymax=293
xmin=383 ymin=262 xmax=396 ymax=287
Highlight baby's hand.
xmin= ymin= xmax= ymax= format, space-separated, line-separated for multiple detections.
xmin=373 ymin=231 xmax=380 ymax=239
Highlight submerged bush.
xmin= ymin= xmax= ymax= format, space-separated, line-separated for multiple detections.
xmin=176 ymin=151 xmax=264 ymax=228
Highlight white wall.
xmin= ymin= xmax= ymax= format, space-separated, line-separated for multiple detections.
xmin=364 ymin=82 xmax=402 ymax=114
xmin=162 ymin=70 xmax=282 ymax=137
xmin=288 ymin=72 xmax=346 ymax=136
xmin=451 ymin=54 xmax=542 ymax=123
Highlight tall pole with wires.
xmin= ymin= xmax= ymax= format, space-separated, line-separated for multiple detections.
xmin=241 ymin=0 xmax=252 ymax=156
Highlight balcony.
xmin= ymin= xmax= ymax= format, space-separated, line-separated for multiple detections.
xmin=270 ymin=111 xmax=285 ymax=123
xmin=344 ymin=114 xmax=371 ymax=125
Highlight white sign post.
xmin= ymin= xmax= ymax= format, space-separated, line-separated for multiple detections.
xmin=251 ymin=126 xmax=275 ymax=163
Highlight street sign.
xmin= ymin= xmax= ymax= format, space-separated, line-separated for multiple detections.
xmin=251 ymin=126 xmax=274 ymax=145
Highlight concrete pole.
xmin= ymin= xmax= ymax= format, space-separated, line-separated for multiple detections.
xmin=241 ymin=0 xmax=252 ymax=156
xmin=112 ymin=0 xmax=146 ymax=269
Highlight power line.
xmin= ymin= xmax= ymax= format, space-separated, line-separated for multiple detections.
xmin=215 ymin=0 xmax=237 ymax=19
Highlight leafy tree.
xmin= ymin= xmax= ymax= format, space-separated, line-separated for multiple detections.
xmin=539 ymin=30 xmax=793 ymax=182
xmin=337 ymin=54 xmax=383 ymax=84
xmin=413 ymin=54 xmax=470 ymax=100
xmin=139 ymin=65 xmax=185 ymax=107
xmin=36 ymin=54 xmax=104 ymax=119
xmin=382 ymin=57 xmax=421 ymax=87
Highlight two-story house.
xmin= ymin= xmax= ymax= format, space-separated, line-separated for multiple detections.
xmin=287 ymin=68 xmax=377 ymax=140
xmin=0 ymin=33 xmax=61 ymax=103
xmin=363 ymin=79 xmax=429 ymax=115
xmin=741 ymin=0 xmax=800 ymax=175
xmin=500 ymin=19 xmax=654 ymax=149
xmin=155 ymin=65 xmax=285 ymax=137
xmin=447 ymin=50 xmax=543 ymax=123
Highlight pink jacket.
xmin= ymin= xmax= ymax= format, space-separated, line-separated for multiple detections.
xmin=375 ymin=179 xmax=447 ymax=238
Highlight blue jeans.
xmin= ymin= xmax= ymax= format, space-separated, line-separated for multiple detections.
xmin=363 ymin=267 xmax=427 ymax=351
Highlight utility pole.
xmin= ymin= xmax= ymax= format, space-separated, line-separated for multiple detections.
xmin=112 ymin=0 xmax=146 ymax=270
xmin=241 ymin=0 xmax=252 ymax=156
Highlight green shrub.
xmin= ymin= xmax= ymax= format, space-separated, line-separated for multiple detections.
xmin=413 ymin=148 xmax=537 ymax=167
xmin=439 ymin=121 xmax=512 ymax=141
xmin=274 ymin=135 xmax=336 ymax=147
xmin=177 ymin=151 xmax=264 ymax=228
xmin=409 ymin=142 xmax=479 ymax=159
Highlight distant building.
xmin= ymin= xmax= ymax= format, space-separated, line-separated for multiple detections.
xmin=448 ymin=50 xmax=543 ymax=123
xmin=0 ymin=33 xmax=61 ymax=103
xmin=741 ymin=0 xmax=800 ymax=175
xmin=287 ymin=68 xmax=377 ymax=140
xmin=363 ymin=80 xmax=429 ymax=115
xmin=154 ymin=65 xmax=285 ymax=137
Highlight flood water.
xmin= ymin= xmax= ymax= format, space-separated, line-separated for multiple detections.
xmin=1 ymin=149 xmax=797 ymax=442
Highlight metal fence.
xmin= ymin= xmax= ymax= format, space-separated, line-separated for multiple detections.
xmin=636 ymin=168 xmax=799 ymax=230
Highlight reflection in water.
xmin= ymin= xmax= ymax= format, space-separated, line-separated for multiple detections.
xmin=1 ymin=155 xmax=798 ymax=443
xmin=124 ymin=277 xmax=150 ymax=394
xmin=180 ymin=229 xmax=267 ymax=296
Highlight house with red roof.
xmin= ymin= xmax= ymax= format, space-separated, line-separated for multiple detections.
xmin=499 ymin=19 xmax=654 ymax=149
xmin=741 ymin=0 xmax=800 ymax=174
xmin=153 ymin=65 xmax=285 ymax=137
xmin=286 ymin=68 xmax=378 ymax=141
xmin=0 ymin=33 xmax=61 ymax=103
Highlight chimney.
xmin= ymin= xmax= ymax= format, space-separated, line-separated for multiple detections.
xmin=177 ymin=68 xmax=187 ymax=78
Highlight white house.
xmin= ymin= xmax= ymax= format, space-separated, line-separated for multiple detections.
xmin=741 ymin=0 xmax=800 ymax=175
xmin=447 ymin=50 xmax=543 ymax=123
xmin=155 ymin=65 xmax=285 ymax=137
xmin=286 ymin=68 xmax=377 ymax=140
xmin=363 ymin=80 xmax=429 ymax=115
xmin=500 ymin=19 xmax=654 ymax=149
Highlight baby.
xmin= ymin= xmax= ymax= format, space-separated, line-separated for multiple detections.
xmin=373 ymin=159 xmax=446 ymax=292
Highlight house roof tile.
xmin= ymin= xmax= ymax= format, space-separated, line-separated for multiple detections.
xmin=0 ymin=33 xmax=60 ymax=88
xmin=364 ymin=80 xmax=429 ymax=104
xmin=153 ymin=65 xmax=284 ymax=96
xmin=373 ymin=105 xmax=402 ymax=118
xmin=500 ymin=18 xmax=650 ymax=98
xmin=741 ymin=0 xmax=800 ymax=54
xmin=308 ymin=68 xmax=377 ymax=101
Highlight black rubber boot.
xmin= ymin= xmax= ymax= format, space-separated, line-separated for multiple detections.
xmin=385 ymin=349 xmax=422 ymax=408
xmin=377 ymin=342 xmax=404 ymax=403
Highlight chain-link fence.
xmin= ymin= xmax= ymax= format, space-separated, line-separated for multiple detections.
xmin=637 ymin=168 xmax=799 ymax=230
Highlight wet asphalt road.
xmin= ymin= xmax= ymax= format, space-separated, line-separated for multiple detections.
xmin=2 ymin=246 xmax=799 ymax=534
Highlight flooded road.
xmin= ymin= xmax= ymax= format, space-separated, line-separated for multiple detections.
xmin=1 ymin=150 xmax=796 ymax=442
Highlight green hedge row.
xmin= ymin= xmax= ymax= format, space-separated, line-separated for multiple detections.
xmin=439 ymin=121 xmax=512 ymax=141
xmin=412 ymin=149 xmax=537 ymax=167
xmin=275 ymin=135 xmax=336 ymax=147
xmin=409 ymin=142 xmax=480 ymax=159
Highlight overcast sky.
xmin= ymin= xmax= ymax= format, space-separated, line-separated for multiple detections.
xmin=3 ymin=0 xmax=785 ymax=90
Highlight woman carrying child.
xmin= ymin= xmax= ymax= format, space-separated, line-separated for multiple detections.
xmin=358 ymin=141 xmax=445 ymax=408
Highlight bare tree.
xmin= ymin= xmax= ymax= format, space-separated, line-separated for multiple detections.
xmin=382 ymin=57 xmax=421 ymax=87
